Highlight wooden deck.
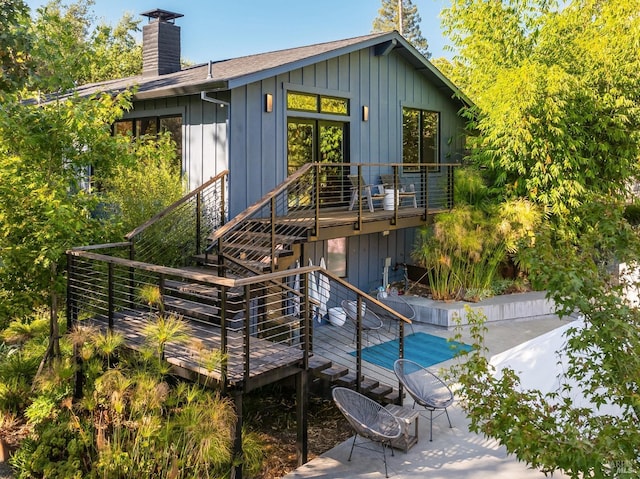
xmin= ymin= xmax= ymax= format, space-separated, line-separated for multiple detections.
xmin=85 ymin=310 xmax=304 ymax=390
xmin=266 ymin=206 xmax=443 ymax=240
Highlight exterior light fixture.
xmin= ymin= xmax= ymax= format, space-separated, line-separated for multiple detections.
xmin=265 ymin=93 xmax=273 ymax=113
xmin=362 ymin=105 xmax=369 ymax=122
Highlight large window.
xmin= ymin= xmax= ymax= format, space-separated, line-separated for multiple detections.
xmin=114 ymin=115 xmax=183 ymax=166
xmin=402 ymin=108 xmax=439 ymax=171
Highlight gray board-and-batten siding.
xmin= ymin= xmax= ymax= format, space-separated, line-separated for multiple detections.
xmin=123 ymin=44 xmax=464 ymax=292
xmin=126 ymin=44 xmax=465 ymax=217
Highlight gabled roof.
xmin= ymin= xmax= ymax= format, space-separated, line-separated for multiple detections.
xmin=70 ymin=31 xmax=471 ymax=107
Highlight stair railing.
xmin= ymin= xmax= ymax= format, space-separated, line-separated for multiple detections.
xmin=208 ymin=163 xmax=316 ymax=275
xmin=125 ymin=170 xmax=228 ymax=267
xmin=67 ymin=247 xmax=412 ymax=399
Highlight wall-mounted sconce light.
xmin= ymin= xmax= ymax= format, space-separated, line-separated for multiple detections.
xmin=382 ymin=230 xmax=389 ymax=236
xmin=265 ymin=93 xmax=273 ymax=113
xmin=362 ymin=105 xmax=369 ymax=122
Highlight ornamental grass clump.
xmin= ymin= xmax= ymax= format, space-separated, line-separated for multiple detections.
xmin=412 ymin=167 xmax=541 ymax=301
xmin=2 ymin=308 xmax=264 ymax=479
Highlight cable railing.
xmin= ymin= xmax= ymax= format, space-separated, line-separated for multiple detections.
xmin=125 ymin=170 xmax=228 ymax=267
xmin=208 ymin=162 xmax=457 ymax=275
xmin=67 ymin=247 xmax=412 ymax=396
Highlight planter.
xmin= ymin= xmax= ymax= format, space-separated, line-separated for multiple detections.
xmin=398 ymin=291 xmax=556 ymax=328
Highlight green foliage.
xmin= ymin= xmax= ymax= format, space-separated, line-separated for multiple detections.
xmin=372 ymin=0 xmax=430 ymax=57
xmin=623 ymin=202 xmax=640 ymax=226
xmin=412 ymin=168 xmax=541 ymax=300
xmin=450 ymin=201 xmax=640 ymax=477
xmin=102 ymin=133 xmax=186 ymax=236
xmin=2 ymin=309 xmax=262 ymax=479
xmin=88 ymin=12 xmax=142 ymax=83
xmin=0 ymin=0 xmax=33 ymax=95
xmin=441 ymin=0 xmax=640 ymax=227
xmin=27 ymin=0 xmax=142 ymax=94
xmin=0 ymin=92 xmax=132 ymax=319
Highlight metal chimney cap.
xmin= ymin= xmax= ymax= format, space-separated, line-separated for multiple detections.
xmin=140 ymin=9 xmax=183 ymax=24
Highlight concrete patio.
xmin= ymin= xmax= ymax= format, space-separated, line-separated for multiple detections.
xmin=284 ymin=313 xmax=574 ymax=479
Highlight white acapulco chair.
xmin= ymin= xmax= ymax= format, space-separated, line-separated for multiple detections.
xmin=393 ymin=358 xmax=454 ymax=441
xmin=331 ymin=387 xmax=402 ymax=478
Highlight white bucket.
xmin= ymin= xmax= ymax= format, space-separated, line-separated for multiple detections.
xmin=328 ymin=307 xmax=347 ymax=327
xmin=383 ymin=189 xmax=397 ymax=210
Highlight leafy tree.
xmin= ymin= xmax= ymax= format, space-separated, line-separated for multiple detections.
xmin=0 ymin=93 xmax=133 ymax=325
xmin=372 ymin=0 xmax=430 ymax=58
xmin=438 ymin=1 xmax=640 ymax=475
xmin=87 ymin=12 xmax=142 ymax=83
xmin=28 ymin=0 xmax=142 ymax=93
xmin=0 ymin=0 xmax=34 ymax=95
xmin=450 ymin=203 xmax=640 ymax=478
xmin=441 ymin=0 xmax=640 ymax=224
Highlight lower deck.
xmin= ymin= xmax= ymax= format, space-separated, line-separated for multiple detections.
xmin=86 ymin=311 xmax=305 ymax=390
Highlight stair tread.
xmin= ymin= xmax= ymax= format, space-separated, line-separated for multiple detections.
xmin=316 ymin=365 xmax=348 ymax=382
xmin=230 ymin=231 xmax=307 ymax=243
xmin=359 ymin=378 xmax=379 ymax=392
xmin=368 ymin=384 xmax=393 ymax=398
xmin=164 ymin=296 xmax=219 ymax=321
xmin=222 ymin=243 xmax=294 ymax=257
xmin=308 ymin=357 xmax=332 ymax=373
xmin=335 ymin=373 xmax=359 ymax=388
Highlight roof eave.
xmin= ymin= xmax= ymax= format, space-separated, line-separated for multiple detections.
xmin=227 ymin=32 xmax=398 ymax=90
xmin=133 ymin=80 xmax=229 ymax=100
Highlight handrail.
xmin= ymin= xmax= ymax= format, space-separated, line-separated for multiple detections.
xmin=67 ymin=249 xmax=237 ymax=287
xmin=209 ymin=163 xmax=314 ymax=243
xmin=71 ymin=242 xmax=131 ymax=251
xmin=67 ymin=249 xmax=412 ymax=400
xmin=125 ymin=170 xmax=229 ymax=240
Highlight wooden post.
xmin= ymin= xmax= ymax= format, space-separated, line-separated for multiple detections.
xmin=232 ymin=389 xmax=243 ymax=479
xmin=296 ymin=369 xmax=308 ymax=466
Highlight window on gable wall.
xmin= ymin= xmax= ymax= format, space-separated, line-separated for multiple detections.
xmin=402 ymin=107 xmax=439 ymax=172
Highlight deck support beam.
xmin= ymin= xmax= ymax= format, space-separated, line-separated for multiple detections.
xmin=296 ymin=369 xmax=308 ymax=466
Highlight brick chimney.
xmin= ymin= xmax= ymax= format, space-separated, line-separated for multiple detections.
xmin=140 ymin=9 xmax=183 ymax=77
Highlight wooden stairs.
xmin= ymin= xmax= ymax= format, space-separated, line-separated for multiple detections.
xmin=197 ymin=220 xmax=309 ymax=274
xmin=308 ymin=357 xmax=401 ymax=405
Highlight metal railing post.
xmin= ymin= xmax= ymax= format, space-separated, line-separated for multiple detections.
xmin=220 ymin=285 xmax=228 ymax=394
xmin=66 ymin=252 xmax=76 ymax=330
xmin=356 ymin=164 xmax=363 ymax=231
xmin=314 ymin=164 xmax=321 ymax=236
xmin=244 ymin=284 xmax=251 ymax=383
xmin=196 ymin=191 xmax=202 ymax=255
xmin=271 ymin=196 xmax=277 ymax=271
xmin=108 ymin=263 xmax=114 ymax=330
xmin=355 ymin=295 xmax=363 ymax=393
xmin=423 ymin=165 xmax=429 ymax=220
xmin=128 ymin=242 xmax=135 ymax=307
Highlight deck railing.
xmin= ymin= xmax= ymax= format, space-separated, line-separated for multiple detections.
xmin=208 ymin=162 xmax=458 ymax=274
xmin=125 ymin=170 xmax=228 ymax=267
xmin=67 ymin=247 xmax=411 ymax=395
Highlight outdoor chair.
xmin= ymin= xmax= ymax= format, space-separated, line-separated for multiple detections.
xmin=348 ymin=174 xmax=385 ymax=212
xmin=341 ymin=299 xmax=384 ymax=344
xmin=393 ymin=358 xmax=454 ymax=441
xmin=332 ymin=387 xmax=402 ymax=478
xmin=375 ymin=294 xmax=416 ymax=337
xmin=380 ymin=174 xmax=418 ymax=208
